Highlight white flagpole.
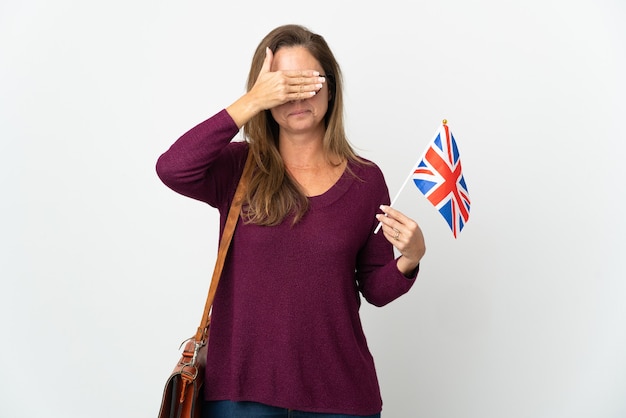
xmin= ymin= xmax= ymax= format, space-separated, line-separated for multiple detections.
xmin=374 ymin=120 xmax=447 ymax=234
xmin=373 ymin=157 xmax=422 ymax=234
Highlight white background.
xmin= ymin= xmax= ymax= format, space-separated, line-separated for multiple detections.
xmin=1 ymin=1 xmax=625 ymax=417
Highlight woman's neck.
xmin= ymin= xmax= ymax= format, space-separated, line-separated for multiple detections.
xmin=279 ymin=134 xmax=328 ymax=168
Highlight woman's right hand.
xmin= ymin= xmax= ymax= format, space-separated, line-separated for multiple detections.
xmin=226 ymin=47 xmax=325 ymax=128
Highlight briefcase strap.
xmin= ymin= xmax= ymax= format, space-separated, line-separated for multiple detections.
xmin=193 ymin=149 xmax=254 ymax=343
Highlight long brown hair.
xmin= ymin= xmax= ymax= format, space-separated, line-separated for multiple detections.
xmin=243 ymin=24 xmax=360 ymax=226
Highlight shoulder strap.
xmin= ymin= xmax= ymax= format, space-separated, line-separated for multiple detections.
xmin=193 ymin=149 xmax=254 ymax=343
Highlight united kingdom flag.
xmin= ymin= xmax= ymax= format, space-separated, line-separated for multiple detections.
xmin=412 ymin=121 xmax=470 ymax=238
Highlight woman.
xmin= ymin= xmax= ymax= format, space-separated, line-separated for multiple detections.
xmin=157 ymin=24 xmax=426 ymax=418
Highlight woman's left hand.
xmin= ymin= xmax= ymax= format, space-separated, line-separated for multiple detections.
xmin=376 ymin=205 xmax=426 ymax=276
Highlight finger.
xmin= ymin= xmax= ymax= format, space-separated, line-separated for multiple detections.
xmin=283 ymin=69 xmax=322 ymax=79
xmin=259 ymin=47 xmax=273 ymax=77
xmin=289 ymin=81 xmax=323 ymax=95
xmin=376 ymin=210 xmax=405 ymax=233
xmin=284 ymin=72 xmax=324 ymax=90
xmin=386 ymin=226 xmax=402 ymax=242
xmin=375 ymin=213 xmax=404 ymax=236
xmin=382 ymin=207 xmax=421 ymax=239
xmin=283 ymin=80 xmax=324 ymax=102
xmin=379 ymin=205 xmax=411 ymax=225
xmin=378 ymin=207 xmax=422 ymax=242
xmin=378 ymin=223 xmax=405 ymax=247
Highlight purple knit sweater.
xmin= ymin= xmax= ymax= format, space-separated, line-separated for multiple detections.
xmin=156 ymin=109 xmax=418 ymax=415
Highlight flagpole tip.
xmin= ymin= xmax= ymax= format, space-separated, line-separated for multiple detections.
xmin=442 ymin=119 xmax=447 ymax=125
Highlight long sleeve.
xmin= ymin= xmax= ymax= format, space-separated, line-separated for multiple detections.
xmin=155 ymin=109 xmax=246 ymax=208
xmin=354 ymin=169 xmax=418 ymax=307
xmin=357 ymin=247 xmax=419 ymax=307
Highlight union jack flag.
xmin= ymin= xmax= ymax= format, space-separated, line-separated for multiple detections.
xmin=412 ymin=121 xmax=470 ymax=238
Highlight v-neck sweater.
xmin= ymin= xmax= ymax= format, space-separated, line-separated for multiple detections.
xmin=156 ymin=109 xmax=418 ymax=415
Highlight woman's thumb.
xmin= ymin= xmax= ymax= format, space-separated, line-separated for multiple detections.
xmin=260 ymin=47 xmax=273 ymax=74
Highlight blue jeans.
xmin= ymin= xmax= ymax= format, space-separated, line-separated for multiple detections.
xmin=203 ymin=400 xmax=381 ymax=418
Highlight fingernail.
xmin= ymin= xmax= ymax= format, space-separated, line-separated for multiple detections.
xmin=313 ymin=70 xmax=320 ymax=76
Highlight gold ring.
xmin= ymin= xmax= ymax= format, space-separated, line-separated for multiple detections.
xmin=393 ymin=228 xmax=400 ymax=240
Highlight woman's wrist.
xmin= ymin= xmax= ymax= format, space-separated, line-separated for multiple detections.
xmin=396 ymin=256 xmax=420 ymax=278
xmin=226 ymin=93 xmax=262 ymax=129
